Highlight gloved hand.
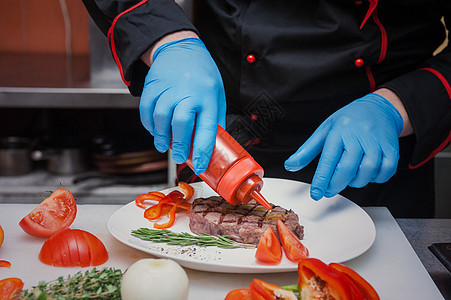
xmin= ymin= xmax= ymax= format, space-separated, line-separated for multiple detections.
xmin=140 ymin=38 xmax=227 ymax=174
xmin=285 ymin=93 xmax=404 ymax=200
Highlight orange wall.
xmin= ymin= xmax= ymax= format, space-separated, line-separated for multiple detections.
xmin=0 ymin=0 xmax=89 ymax=55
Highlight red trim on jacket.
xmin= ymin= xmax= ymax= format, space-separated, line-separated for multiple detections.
xmin=372 ymin=10 xmax=387 ymax=63
xmin=107 ymin=0 xmax=148 ymax=86
xmin=409 ymin=67 xmax=451 ymax=169
xmin=361 ymin=7 xmax=387 ymax=92
xmin=365 ymin=66 xmax=376 ymax=91
xmin=409 ymin=131 xmax=451 ymax=169
xmin=360 ymin=0 xmax=378 ymax=29
xmin=421 ymin=67 xmax=451 ymax=99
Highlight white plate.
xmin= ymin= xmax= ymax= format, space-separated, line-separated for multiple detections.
xmin=107 ymin=178 xmax=376 ymax=273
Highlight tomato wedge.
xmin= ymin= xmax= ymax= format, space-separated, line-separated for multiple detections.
xmin=19 ymin=188 xmax=77 ymax=238
xmin=329 ymin=263 xmax=380 ymax=300
xmin=39 ymin=228 xmax=108 ymax=267
xmin=0 ymin=260 xmax=11 ymax=268
xmin=225 ymin=288 xmax=253 ymax=300
xmin=0 ymin=225 xmax=4 ymax=249
xmin=255 ymin=226 xmax=282 ymax=264
xmin=0 ymin=278 xmax=24 ymax=300
xmin=276 ymin=219 xmax=309 ymax=262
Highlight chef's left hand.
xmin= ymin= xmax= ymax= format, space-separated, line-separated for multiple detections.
xmin=284 ymin=93 xmax=404 ymax=200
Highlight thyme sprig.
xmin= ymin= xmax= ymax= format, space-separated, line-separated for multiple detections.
xmin=131 ymin=228 xmax=255 ymax=249
xmin=14 ymin=268 xmax=122 ymax=299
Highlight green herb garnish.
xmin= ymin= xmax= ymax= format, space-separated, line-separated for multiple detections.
xmin=131 ymin=228 xmax=255 ymax=249
xmin=14 ymin=268 xmax=122 ymax=299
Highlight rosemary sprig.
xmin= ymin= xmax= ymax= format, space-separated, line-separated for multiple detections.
xmin=14 ymin=268 xmax=122 ymax=299
xmin=131 ymin=228 xmax=255 ymax=249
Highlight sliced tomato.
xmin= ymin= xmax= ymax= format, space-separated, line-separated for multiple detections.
xmin=329 ymin=263 xmax=380 ymax=300
xmin=0 ymin=225 xmax=4 ymax=249
xmin=19 ymin=188 xmax=77 ymax=238
xmin=74 ymin=229 xmax=91 ymax=267
xmin=255 ymin=226 xmax=282 ymax=264
xmin=39 ymin=228 xmax=108 ymax=267
xmin=225 ymin=288 xmax=253 ymax=300
xmin=0 ymin=260 xmax=11 ymax=268
xmin=0 ymin=278 xmax=24 ymax=300
xmin=82 ymin=230 xmax=109 ymax=266
xmin=276 ymin=219 xmax=309 ymax=263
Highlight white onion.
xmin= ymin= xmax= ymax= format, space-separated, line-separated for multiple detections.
xmin=121 ymin=258 xmax=189 ymax=300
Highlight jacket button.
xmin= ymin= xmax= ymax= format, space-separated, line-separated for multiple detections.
xmin=246 ymin=54 xmax=256 ymax=64
xmin=354 ymin=58 xmax=364 ymax=67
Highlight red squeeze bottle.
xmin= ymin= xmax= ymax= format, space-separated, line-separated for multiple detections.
xmin=184 ymin=125 xmax=272 ymax=210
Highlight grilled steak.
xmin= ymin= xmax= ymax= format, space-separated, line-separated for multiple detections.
xmin=189 ymin=196 xmax=304 ymax=245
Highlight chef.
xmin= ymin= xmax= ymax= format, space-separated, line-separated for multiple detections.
xmin=83 ymin=0 xmax=451 ymax=218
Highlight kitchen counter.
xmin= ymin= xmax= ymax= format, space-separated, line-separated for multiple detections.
xmin=0 ymin=204 xmax=447 ymax=299
xmin=397 ymin=218 xmax=451 ymax=298
xmin=0 ymin=169 xmax=168 ymax=204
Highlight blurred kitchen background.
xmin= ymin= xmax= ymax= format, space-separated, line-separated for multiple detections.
xmin=0 ymin=0 xmax=172 ymax=204
xmin=0 ymin=0 xmax=449 ymax=217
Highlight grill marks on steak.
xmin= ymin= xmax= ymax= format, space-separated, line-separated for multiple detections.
xmin=189 ymin=196 xmax=304 ymax=245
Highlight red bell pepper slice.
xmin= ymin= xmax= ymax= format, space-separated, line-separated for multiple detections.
xmin=144 ymin=203 xmax=167 ymax=220
xmin=333 ymin=272 xmax=365 ymax=300
xmin=138 ymin=184 xmax=193 ymax=229
xmin=0 ymin=260 xmax=11 ymax=268
xmin=156 ymin=202 xmax=191 ymax=217
xmin=135 ymin=191 xmax=165 ymax=209
xmin=255 ymin=226 xmax=282 ymax=264
xmin=143 ymin=190 xmax=184 ymax=220
xmin=177 ymin=202 xmax=192 ymax=211
xmin=298 ymin=258 xmax=354 ymax=300
xmin=276 ymin=219 xmax=309 ymax=262
xmin=330 ymin=263 xmax=380 ymax=300
xmin=178 ymin=181 xmax=194 ymax=200
xmin=225 ymin=288 xmax=253 ymax=300
xmin=154 ymin=195 xmax=184 ymax=229
xmin=249 ymin=278 xmax=281 ymax=300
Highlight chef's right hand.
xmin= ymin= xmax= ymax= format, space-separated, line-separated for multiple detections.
xmin=139 ymin=37 xmax=227 ymax=175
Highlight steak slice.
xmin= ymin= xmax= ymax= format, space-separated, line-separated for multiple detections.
xmin=189 ymin=196 xmax=304 ymax=245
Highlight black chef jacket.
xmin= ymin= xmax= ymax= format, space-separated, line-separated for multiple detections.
xmin=83 ymin=0 xmax=451 ymax=218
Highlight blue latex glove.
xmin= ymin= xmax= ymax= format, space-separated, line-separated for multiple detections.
xmin=285 ymin=93 xmax=404 ymax=200
xmin=140 ymin=38 xmax=227 ymax=174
